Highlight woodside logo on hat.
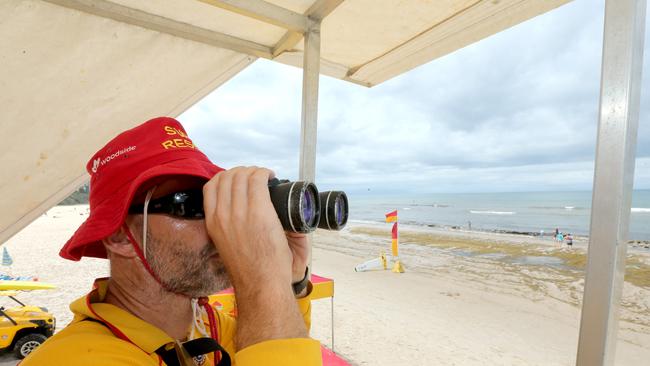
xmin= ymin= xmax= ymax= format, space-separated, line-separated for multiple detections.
xmin=91 ymin=146 xmax=137 ymax=174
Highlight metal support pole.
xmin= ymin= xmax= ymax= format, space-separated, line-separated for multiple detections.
xmin=299 ymin=22 xmax=321 ymax=275
xmin=331 ymin=296 xmax=335 ymax=351
xmin=296 ymin=11 xmax=327 ymax=322
xmin=298 ymin=22 xmax=321 ymax=184
xmin=576 ymin=1 xmax=646 ymax=365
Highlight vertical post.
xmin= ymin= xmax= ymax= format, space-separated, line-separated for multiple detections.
xmin=299 ymin=21 xmax=321 ymax=183
xmin=331 ymin=296 xmax=335 ymax=351
xmin=576 ymin=1 xmax=646 ymax=365
xmin=299 ymin=21 xmax=321 ymax=274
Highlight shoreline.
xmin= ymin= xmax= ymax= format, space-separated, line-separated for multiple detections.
xmin=349 ymin=219 xmax=650 ymax=248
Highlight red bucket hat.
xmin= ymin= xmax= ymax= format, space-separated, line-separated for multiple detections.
xmin=60 ymin=117 xmax=224 ymax=261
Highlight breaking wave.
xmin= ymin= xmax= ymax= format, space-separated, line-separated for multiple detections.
xmin=469 ymin=210 xmax=516 ymax=215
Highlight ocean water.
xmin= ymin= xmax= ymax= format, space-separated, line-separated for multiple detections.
xmin=348 ymin=190 xmax=650 ymax=241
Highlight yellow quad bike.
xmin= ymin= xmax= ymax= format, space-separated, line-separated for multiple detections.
xmin=0 ymin=281 xmax=56 ymax=359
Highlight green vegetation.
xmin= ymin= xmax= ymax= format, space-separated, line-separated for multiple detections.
xmin=58 ymin=184 xmax=89 ymax=205
xmin=350 ymin=226 xmax=650 ymax=289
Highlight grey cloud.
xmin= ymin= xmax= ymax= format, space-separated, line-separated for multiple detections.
xmin=181 ymin=0 xmax=650 ymax=192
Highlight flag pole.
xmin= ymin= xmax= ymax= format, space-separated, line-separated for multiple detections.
xmin=385 ymin=210 xmax=404 ymax=273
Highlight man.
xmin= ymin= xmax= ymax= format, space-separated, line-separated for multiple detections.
xmin=22 ymin=117 xmax=322 ymax=365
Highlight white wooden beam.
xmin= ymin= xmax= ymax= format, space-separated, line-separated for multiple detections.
xmin=305 ymin=0 xmax=344 ymax=21
xmin=576 ymin=0 xmax=646 ymax=365
xmin=272 ymin=0 xmax=343 ymax=57
xmin=197 ymin=0 xmax=311 ymax=33
xmin=44 ymin=0 xmax=273 ymax=59
xmin=273 ymin=31 xmax=304 ymax=57
xmin=299 ymin=21 xmax=321 ymax=281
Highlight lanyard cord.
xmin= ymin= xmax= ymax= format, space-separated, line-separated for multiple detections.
xmin=123 ymin=224 xmax=167 ymax=288
xmin=123 ymin=188 xmax=225 ymax=365
xmin=199 ymin=297 xmax=221 ymax=365
xmin=142 ymin=186 xmax=156 ymax=260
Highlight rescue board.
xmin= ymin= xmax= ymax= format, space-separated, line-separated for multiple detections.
xmin=0 ymin=281 xmax=56 ymax=291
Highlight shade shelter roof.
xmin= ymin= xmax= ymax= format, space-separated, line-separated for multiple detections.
xmin=0 ymin=0 xmax=570 ymax=245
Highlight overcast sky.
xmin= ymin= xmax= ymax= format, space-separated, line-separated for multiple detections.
xmin=180 ymin=0 xmax=650 ymax=194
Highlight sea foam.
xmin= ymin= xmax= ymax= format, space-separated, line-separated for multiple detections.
xmin=470 ymin=210 xmax=516 ymax=215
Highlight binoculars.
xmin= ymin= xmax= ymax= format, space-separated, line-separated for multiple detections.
xmin=268 ymin=178 xmax=348 ymax=233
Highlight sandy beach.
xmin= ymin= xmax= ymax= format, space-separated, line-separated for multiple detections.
xmin=1 ymin=205 xmax=649 ymax=365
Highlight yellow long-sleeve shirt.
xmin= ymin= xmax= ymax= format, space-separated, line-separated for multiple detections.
xmin=21 ymin=279 xmax=322 ymax=365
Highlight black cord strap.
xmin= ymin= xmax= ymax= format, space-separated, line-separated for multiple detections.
xmin=83 ymin=318 xmax=231 ymax=366
xmin=155 ymin=337 xmax=231 ymax=366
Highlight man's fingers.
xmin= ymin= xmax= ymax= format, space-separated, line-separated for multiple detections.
xmin=203 ymin=172 xmax=220 ymax=222
xmin=215 ymin=168 xmax=236 ymax=224
xmin=204 ymin=166 xmax=277 ymax=237
xmin=231 ymin=167 xmax=258 ymax=223
xmin=247 ymin=168 xmax=274 ymax=208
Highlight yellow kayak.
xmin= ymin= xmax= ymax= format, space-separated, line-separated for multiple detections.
xmin=0 ymin=281 xmax=56 ymax=291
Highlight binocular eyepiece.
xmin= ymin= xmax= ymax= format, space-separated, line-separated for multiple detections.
xmin=268 ymin=178 xmax=348 ymax=233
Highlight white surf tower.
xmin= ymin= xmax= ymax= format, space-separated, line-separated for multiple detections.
xmin=0 ymin=1 xmax=646 ymax=365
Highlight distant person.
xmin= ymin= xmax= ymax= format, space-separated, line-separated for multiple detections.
xmin=468 ymin=221 xmax=472 ymax=231
xmin=566 ymin=233 xmax=573 ymax=246
xmin=556 ymin=232 xmax=564 ymax=243
xmin=540 ymin=229 xmax=544 ymax=239
xmin=555 ymin=227 xmax=559 ymax=237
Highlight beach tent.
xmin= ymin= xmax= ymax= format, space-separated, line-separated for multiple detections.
xmin=0 ymin=1 xmax=645 ymax=365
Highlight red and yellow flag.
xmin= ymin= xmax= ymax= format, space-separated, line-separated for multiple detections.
xmin=385 ymin=210 xmax=398 ymax=223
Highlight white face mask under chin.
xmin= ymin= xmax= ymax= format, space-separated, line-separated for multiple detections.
xmin=190 ymin=298 xmax=210 ymax=340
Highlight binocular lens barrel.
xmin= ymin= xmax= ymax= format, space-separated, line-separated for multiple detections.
xmin=268 ymin=179 xmax=320 ymax=233
xmin=268 ymin=179 xmax=348 ymax=233
xmin=318 ymin=191 xmax=348 ymax=230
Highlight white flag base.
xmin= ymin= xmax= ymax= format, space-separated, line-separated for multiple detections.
xmin=354 ymin=253 xmax=388 ymax=272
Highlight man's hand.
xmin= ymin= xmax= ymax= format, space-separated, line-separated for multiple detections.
xmin=202 ymin=167 xmax=308 ymax=349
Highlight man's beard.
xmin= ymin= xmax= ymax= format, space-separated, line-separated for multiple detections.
xmin=145 ymin=233 xmax=230 ymax=298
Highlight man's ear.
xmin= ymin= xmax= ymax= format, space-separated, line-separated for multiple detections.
xmin=102 ymin=226 xmax=138 ymax=259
